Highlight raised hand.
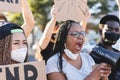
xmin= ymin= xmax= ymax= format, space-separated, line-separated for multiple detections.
xmin=51 ymin=5 xmax=58 ymax=20
xmin=93 ymin=63 xmax=111 ymax=80
xmin=85 ymin=63 xmax=111 ymax=80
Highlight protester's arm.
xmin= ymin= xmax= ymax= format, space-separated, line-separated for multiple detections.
xmin=21 ymin=0 xmax=35 ymax=37
xmin=39 ymin=6 xmax=57 ymax=51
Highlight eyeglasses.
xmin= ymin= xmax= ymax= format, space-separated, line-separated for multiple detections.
xmin=68 ymin=31 xmax=86 ymax=38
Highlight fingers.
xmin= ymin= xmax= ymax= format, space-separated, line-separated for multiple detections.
xmin=101 ymin=77 xmax=108 ymax=80
xmin=93 ymin=63 xmax=111 ymax=79
xmin=51 ymin=5 xmax=58 ymax=19
xmin=100 ymin=63 xmax=111 ymax=70
xmin=99 ymin=63 xmax=111 ymax=77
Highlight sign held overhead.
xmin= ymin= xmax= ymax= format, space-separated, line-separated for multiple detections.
xmin=0 ymin=0 xmax=22 ymax=12
xmin=54 ymin=0 xmax=91 ymax=22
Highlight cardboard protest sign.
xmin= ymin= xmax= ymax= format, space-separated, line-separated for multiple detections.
xmin=0 ymin=0 xmax=22 ymax=12
xmin=54 ymin=0 xmax=91 ymax=22
xmin=0 ymin=61 xmax=46 ymax=80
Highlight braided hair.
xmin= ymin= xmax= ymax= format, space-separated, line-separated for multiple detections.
xmin=53 ymin=20 xmax=80 ymax=72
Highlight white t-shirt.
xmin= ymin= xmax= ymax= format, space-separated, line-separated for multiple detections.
xmin=46 ymin=52 xmax=95 ymax=80
xmin=113 ymin=38 xmax=120 ymax=51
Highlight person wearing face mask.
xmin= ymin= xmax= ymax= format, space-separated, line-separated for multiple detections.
xmin=90 ymin=15 xmax=120 ymax=80
xmin=0 ymin=22 xmax=28 ymax=65
xmin=46 ymin=20 xmax=111 ymax=80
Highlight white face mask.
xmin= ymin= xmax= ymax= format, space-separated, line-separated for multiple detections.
xmin=64 ymin=48 xmax=79 ymax=60
xmin=11 ymin=48 xmax=27 ymax=63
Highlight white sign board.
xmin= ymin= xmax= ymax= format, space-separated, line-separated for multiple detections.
xmin=0 ymin=0 xmax=22 ymax=12
xmin=54 ymin=0 xmax=91 ymax=22
xmin=0 ymin=61 xmax=46 ymax=80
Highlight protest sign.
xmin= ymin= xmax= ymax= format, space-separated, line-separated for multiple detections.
xmin=0 ymin=0 xmax=22 ymax=12
xmin=0 ymin=61 xmax=46 ymax=80
xmin=54 ymin=0 xmax=91 ymax=22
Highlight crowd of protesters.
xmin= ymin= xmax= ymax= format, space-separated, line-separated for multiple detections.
xmin=1 ymin=0 xmax=120 ymax=80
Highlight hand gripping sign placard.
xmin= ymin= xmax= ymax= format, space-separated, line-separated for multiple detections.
xmin=0 ymin=61 xmax=46 ymax=80
xmin=54 ymin=0 xmax=91 ymax=22
xmin=0 ymin=0 xmax=22 ymax=12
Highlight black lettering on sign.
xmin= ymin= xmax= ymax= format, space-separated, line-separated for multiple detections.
xmin=6 ymin=67 xmax=20 ymax=80
xmin=0 ymin=0 xmax=4 ymax=2
xmin=0 ymin=0 xmax=19 ymax=3
xmin=15 ymin=0 xmax=18 ymax=3
xmin=24 ymin=64 xmax=38 ymax=80
xmin=7 ymin=0 xmax=13 ymax=3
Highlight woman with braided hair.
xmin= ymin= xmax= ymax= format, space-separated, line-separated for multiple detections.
xmin=0 ymin=22 xmax=28 ymax=65
xmin=46 ymin=20 xmax=111 ymax=80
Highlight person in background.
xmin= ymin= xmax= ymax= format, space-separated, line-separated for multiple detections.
xmin=0 ymin=0 xmax=34 ymax=37
xmin=46 ymin=20 xmax=111 ymax=80
xmin=0 ymin=22 xmax=28 ymax=65
xmin=90 ymin=15 xmax=120 ymax=80
xmin=35 ymin=6 xmax=60 ymax=62
xmin=40 ymin=22 xmax=59 ymax=62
